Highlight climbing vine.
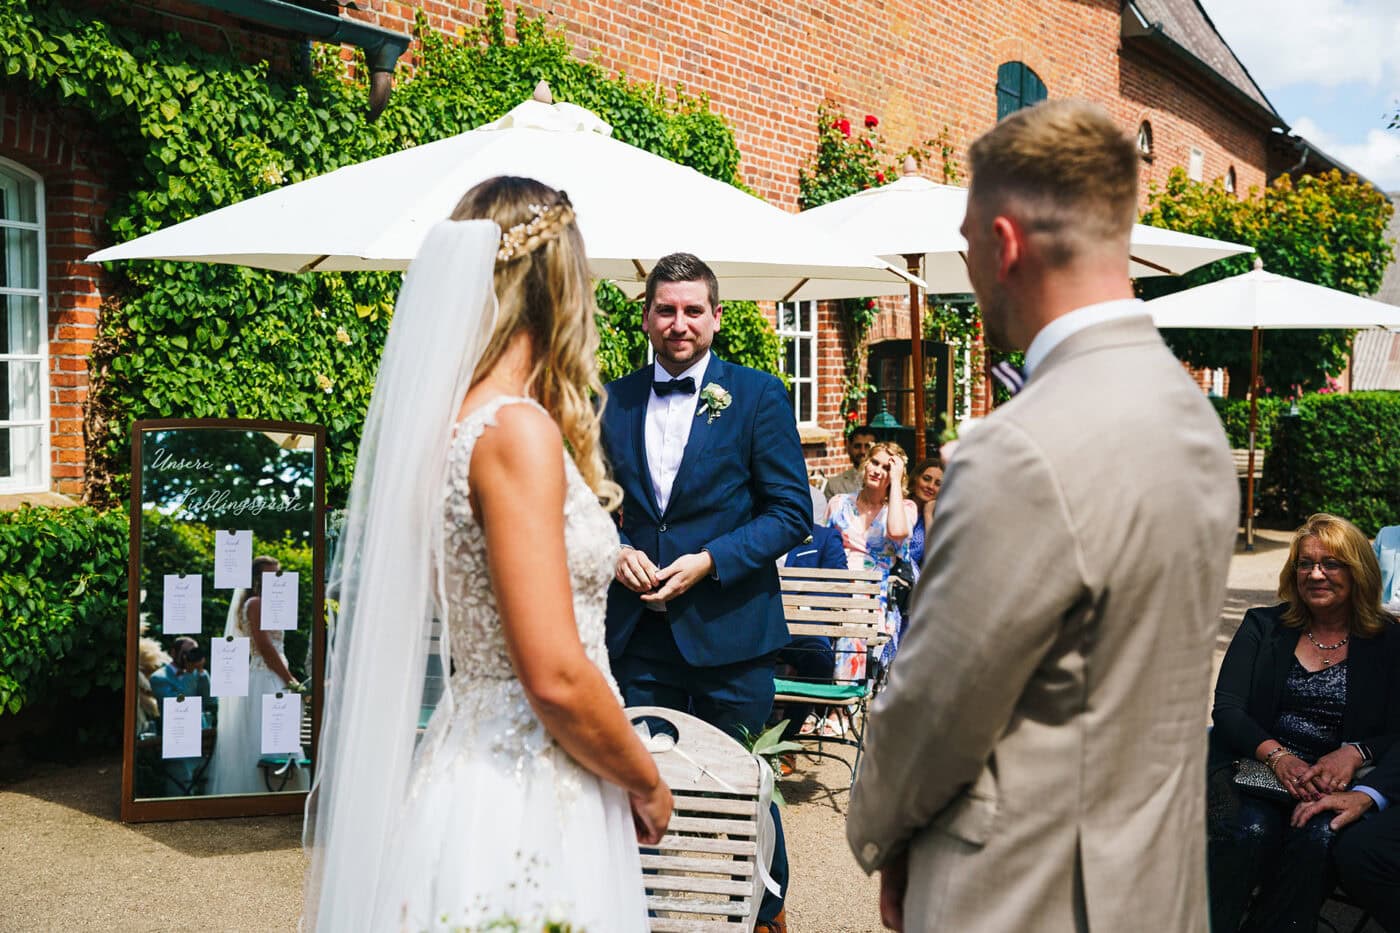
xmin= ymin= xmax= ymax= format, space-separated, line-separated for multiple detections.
xmin=0 ymin=0 xmax=779 ymax=506
xmin=798 ymin=105 xmax=968 ymax=432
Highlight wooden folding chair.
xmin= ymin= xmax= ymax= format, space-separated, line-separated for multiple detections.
xmin=627 ymin=706 xmax=770 ymax=932
xmin=773 ymin=565 xmax=887 ymax=783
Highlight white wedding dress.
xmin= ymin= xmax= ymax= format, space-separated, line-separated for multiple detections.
xmin=375 ymin=396 xmax=647 ymax=932
xmin=207 ymin=602 xmax=309 ymax=796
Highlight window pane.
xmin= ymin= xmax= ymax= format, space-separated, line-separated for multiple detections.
xmin=799 ymin=381 xmax=814 ymax=424
xmin=0 ymin=227 xmax=39 ymax=289
xmin=1 ymin=359 xmax=41 ymax=420
xmin=784 ymin=339 xmax=797 ymax=376
xmin=798 ymin=301 xmax=811 ymax=333
xmin=779 ymin=303 xmax=796 ymax=333
xmin=0 ymin=425 xmax=42 ymax=485
xmin=2 ymin=293 xmax=40 ymax=354
xmin=0 ymin=170 xmax=38 ymax=224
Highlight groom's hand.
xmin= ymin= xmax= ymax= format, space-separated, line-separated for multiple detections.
xmin=641 ymin=552 xmax=714 ymax=605
xmin=615 ymin=546 xmax=660 ymax=593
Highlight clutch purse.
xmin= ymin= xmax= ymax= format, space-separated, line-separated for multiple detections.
xmin=1232 ymin=758 xmax=1376 ymax=803
xmin=1232 ymin=758 xmax=1291 ymax=802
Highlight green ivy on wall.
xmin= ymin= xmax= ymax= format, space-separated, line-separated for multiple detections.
xmin=798 ymin=105 xmax=968 ymax=433
xmin=0 ymin=0 xmax=779 ymax=507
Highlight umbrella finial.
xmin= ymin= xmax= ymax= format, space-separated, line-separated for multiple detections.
xmin=533 ymin=80 xmax=554 ymax=105
xmin=1252 ymin=256 xmax=1263 ymax=271
xmin=902 ymin=154 xmax=918 ymax=177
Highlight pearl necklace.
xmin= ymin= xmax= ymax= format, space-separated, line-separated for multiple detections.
xmin=1306 ymin=628 xmax=1349 ymax=665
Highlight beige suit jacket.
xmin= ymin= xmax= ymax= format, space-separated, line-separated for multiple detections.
xmin=847 ymin=315 xmax=1238 ymax=932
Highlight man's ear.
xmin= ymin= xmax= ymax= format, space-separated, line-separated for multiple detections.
xmin=713 ymin=304 xmax=723 ymax=328
xmin=991 ymin=215 xmax=1022 ymax=281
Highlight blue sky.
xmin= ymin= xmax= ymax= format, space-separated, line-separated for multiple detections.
xmin=1198 ymin=0 xmax=1400 ymax=191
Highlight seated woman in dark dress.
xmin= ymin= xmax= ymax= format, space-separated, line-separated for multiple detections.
xmin=1208 ymin=513 xmax=1400 ymax=932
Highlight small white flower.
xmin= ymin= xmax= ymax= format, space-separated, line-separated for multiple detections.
xmin=697 ymin=383 xmax=732 ymax=424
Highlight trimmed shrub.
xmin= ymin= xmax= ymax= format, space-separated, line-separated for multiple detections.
xmin=0 ymin=507 xmax=128 ymax=716
xmin=1269 ymin=392 xmax=1400 ymax=532
xmin=1209 ymin=396 xmax=1289 ymax=451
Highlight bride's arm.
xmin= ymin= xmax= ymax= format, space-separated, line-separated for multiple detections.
xmin=246 ymin=596 xmax=297 ymax=687
xmin=471 ymin=404 xmax=671 ymax=842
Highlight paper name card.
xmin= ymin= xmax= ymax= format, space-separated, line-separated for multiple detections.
xmin=214 ymin=529 xmax=252 ymax=590
xmin=162 ymin=574 xmax=202 ymax=634
xmin=261 ymin=692 xmax=302 ymax=755
xmin=210 ymin=636 xmax=250 ymax=697
xmin=261 ymin=572 xmax=299 ymax=631
xmin=161 ymin=695 xmax=202 ymax=759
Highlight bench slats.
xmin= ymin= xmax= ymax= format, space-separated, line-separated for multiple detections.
xmin=655 ymin=834 xmax=757 ymax=856
xmin=646 ymin=895 xmax=751 ymax=917
xmin=643 ymin=874 xmax=754 ymax=896
xmin=640 ymin=854 xmax=754 ymax=876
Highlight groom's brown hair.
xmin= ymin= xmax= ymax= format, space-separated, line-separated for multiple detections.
xmin=645 ymin=252 xmax=720 ymax=310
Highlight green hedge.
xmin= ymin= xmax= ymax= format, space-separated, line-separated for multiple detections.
xmin=1209 ymin=396 xmax=1289 ymax=451
xmin=0 ymin=507 xmax=127 ymax=715
xmin=1268 ymin=392 xmax=1400 ymax=532
xmin=0 ymin=506 xmax=312 ymax=720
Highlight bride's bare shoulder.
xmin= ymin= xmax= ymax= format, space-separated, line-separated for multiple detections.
xmin=467 ymin=400 xmax=565 ymax=491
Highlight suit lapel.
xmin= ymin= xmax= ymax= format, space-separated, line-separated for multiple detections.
xmin=1343 ymin=630 xmax=1381 ymax=736
xmin=626 ymin=369 xmax=662 ymax=521
xmin=663 ymin=356 xmax=727 ymax=519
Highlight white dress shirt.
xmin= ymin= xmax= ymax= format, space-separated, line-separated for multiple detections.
xmin=646 ymin=352 xmax=710 ymax=514
xmin=1023 ymin=298 xmax=1147 ymax=378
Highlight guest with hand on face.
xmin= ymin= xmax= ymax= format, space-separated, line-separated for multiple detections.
xmin=823 ymin=441 xmax=915 ymax=694
xmin=1208 ymin=513 xmax=1400 ymax=933
xmin=907 ymin=457 xmax=943 ymax=567
xmin=1376 ymin=523 xmax=1400 ymax=613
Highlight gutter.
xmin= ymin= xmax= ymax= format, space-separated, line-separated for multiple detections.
xmin=186 ymin=0 xmax=410 ymax=119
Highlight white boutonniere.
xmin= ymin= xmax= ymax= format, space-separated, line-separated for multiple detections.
xmin=697 ymin=383 xmax=732 ymax=424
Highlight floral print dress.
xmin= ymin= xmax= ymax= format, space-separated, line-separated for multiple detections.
xmin=825 ymin=492 xmax=917 ymax=680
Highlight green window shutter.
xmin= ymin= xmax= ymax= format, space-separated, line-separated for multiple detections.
xmin=996 ymin=61 xmax=1048 ymax=120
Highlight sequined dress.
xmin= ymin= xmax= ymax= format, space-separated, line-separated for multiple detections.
xmin=378 ymin=397 xmax=646 ymax=932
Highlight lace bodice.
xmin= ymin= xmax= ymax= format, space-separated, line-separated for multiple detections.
xmin=428 ymin=395 xmax=622 ymax=782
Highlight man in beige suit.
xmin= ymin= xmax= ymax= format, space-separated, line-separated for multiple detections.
xmin=846 ymin=100 xmax=1239 ymax=932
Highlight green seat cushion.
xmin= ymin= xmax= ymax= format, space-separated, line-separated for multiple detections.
xmin=773 ymin=678 xmax=866 ymax=701
xmin=258 ymin=754 xmax=311 ymax=768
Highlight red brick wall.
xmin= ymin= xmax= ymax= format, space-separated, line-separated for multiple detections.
xmin=0 ymin=93 xmax=116 ymax=498
xmin=345 ymin=0 xmax=1274 ymax=463
xmin=18 ymin=1 xmax=1275 ymax=493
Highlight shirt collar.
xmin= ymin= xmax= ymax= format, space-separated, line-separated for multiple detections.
xmin=652 ymin=351 xmax=710 ymax=390
xmin=1023 ymin=298 xmax=1145 ymax=378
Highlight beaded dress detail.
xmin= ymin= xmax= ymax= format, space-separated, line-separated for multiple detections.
xmin=376 ymin=397 xmax=645 ymax=932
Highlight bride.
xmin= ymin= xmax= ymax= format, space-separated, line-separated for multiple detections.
xmin=304 ymin=176 xmax=672 ymax=931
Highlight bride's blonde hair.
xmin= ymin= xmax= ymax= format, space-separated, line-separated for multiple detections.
xmin=450 ymin=176 xmax=621 ymax=511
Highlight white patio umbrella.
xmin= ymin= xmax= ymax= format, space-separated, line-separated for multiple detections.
xmin=87 ymin=85 xmax=919 ymax=301
xmin=1148 ymin=261 xmax=1400 ymax=547
xmin=794 ymin=160 xmax=1253 ymax=458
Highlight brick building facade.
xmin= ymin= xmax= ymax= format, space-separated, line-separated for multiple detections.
xmin=2 ymin=0 xmax=1348 ymax=499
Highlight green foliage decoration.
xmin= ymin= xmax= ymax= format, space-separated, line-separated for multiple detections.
xmin=799 ymin=107 xmax=964 ymax=432
xmin=1140 ymin=168 xmax=1394 ymax=395
xmin=1208 ymin=395 xmax=1289 ymax=451
xmin=0 ymin=506 xmax=128 ymax=716
xmin=1265 ymin=392 xmax=1400 ymax=531
xmin=0 ymin=0 xmax=775 ymax=507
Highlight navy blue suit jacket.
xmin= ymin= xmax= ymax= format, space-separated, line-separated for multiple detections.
xmin=601 ymin=356 xmax=810 ymax=667
xmin=783 ymin=524 xmax=845 ymax=570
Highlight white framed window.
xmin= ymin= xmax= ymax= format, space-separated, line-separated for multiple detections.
xmin=1188 ymin=146 xmax=1205 ymax=182
xmin=0 ymin=158 xmax=47 ymax=493
xmin=1225 ymin=166 xmax=1237 ymax=194
xmin=776 ymin=300 xmax=818 ymax=425
xmin=1136 ymin=121 xmax=1153 ymax=160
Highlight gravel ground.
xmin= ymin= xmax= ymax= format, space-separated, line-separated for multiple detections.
xmin=0 ymin=528 xmax=1379 ymax=932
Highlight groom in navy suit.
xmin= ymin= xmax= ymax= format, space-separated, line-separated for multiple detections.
xmin=601 ymin=253 xmax=810 ymax=931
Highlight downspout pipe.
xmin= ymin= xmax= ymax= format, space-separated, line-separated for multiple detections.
xmin=187 ymin=0 xmax=410 ymax=119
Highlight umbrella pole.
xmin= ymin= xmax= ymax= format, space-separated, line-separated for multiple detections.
xmin=1245 ymin=326 xmax=1261 ymax=552
xmin=906 ymin=253 xmax=927 ymax=462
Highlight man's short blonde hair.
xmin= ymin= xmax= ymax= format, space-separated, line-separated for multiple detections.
xmin=967 ymin=100 xmax=1138 ymax=267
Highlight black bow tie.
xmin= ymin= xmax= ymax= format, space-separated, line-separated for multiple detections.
xmin=653 ymin=376 xmax=696 ymax=397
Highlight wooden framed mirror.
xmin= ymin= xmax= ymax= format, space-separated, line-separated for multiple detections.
xmin=121 ymin=418 xmax=325 ymax=821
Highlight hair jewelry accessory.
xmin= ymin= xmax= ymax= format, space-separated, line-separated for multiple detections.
xmin=496 ymin=191 xmax=573 ymax=262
